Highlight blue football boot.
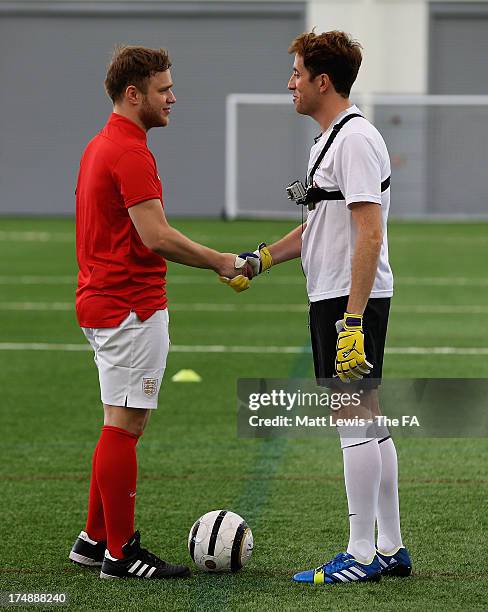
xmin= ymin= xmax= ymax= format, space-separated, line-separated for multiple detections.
xmin=376 ymin=547 xmax=412 ymax=577
xmin=293 ymin=552 xmax=382 ymax=585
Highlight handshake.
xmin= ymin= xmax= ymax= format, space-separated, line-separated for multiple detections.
xmin=217 ymin=243 xmax=372 ymax=382
xmin=218 ymin=243 xmax=273 ymax=293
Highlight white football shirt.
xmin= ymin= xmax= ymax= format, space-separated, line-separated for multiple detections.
xmin=301 ymin=105 xmax=394 ymax=302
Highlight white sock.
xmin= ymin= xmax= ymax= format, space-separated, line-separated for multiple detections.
xmin=377 ymin=436 xmax=403 ymax=554
xmin=341 ymin=439 xmax=381 ymax=564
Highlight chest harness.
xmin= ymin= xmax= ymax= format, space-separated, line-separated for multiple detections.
xmin=285 ymin=113 xmax=391 ymax=211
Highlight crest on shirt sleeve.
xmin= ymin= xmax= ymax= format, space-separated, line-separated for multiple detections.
xmin=142 ymin=377 xmax=159 ymax=397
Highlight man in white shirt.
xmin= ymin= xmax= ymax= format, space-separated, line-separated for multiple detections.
xmin=235 ymin=30 xmax=411 ymax=585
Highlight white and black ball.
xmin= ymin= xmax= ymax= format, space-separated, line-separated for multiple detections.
xmin=188 ymin=510 xmax=253 ymax=572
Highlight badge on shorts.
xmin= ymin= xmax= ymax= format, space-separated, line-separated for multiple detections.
xmin=142 ymin=378 xmax=159 ymax=397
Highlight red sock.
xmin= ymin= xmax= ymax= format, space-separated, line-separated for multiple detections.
xmin=95 ymin=425 xmax=139 ymax=558
xmin=85 ymin=439 xmax=106 ymax=542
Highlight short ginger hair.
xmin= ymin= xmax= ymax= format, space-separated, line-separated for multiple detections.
xmin=105 ymin=46 xmax=172 ymax=103
xmin=289 ymin=30 xmax=362 ymax=97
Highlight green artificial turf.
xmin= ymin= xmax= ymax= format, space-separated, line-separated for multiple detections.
xmin=0 ymin=218 xmax=487 ymax=611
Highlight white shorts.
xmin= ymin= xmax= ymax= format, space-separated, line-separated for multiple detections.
xmin=82 ymin=309 xmax=169 ymax=410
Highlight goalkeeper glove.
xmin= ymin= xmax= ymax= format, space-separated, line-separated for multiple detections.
xmin=335 ymin=313 xmax=373 ymax=383
xmin=237 ymin=243 xmax=273 ymax=278
xmin=219 ymin=273 xmax=250 ymax=293
xmin=219 ymin=254 xmax=251 ymax=293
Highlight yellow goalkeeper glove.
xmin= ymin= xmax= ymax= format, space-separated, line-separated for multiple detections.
xmin=219 ymin=244 xmax=273 ymax=293
xmin=335 ymin=313 xmax=373 ymax=383
xmin=219 ymin=273 xmax=250 ymax=293
xmin=238 ymin=243 xmax=273 ymax=277
xmin=219 ymin=253 xmax=251 ymax=293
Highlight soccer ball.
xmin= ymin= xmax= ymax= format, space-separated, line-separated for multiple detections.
xmin=188 ymin=510 xmax=253 ymax=572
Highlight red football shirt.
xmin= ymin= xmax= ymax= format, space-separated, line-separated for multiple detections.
xmin=75 ymin=113 xmax=167 ymax=328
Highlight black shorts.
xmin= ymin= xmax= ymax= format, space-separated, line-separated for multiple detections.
xmin=309 ymin=296 xmax=391 ymax=387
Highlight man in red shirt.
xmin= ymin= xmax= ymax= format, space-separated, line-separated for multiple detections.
xmin=69 ymin=46 xmax=245 ymax=579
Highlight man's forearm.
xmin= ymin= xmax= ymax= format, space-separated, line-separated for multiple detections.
xmin=347 ymin=235 xmax=381 ymax=314
xmin=153 ymin=225 xmax=222 ymax=271
xmin=268 ymin=224 xmax=304 ymax=265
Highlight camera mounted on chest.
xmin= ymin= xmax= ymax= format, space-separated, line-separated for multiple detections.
xmin=285 ymin=113 xmax=390 ymax=211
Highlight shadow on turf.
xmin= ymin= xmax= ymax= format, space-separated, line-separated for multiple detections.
xmin=2 ymin=473 xmax=487 ymax=486
xmin=6 ymin=564 xmax=478 ymax=582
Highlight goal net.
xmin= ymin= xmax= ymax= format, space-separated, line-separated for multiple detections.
xmin=225 ymin=94 xmax=488 ymax=219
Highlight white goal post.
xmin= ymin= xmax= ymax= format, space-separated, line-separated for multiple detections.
xmin=225 ymin=93 xmax=488 ymax=220
xmin=225 ymin=94 xmax=297 ymax=220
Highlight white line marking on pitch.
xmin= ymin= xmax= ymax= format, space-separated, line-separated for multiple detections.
xmin=0 ymin=342 xmax=91 ymax=352
xmin=0 ymin=231 xmax=73 ymax=242
xmin=0 ymin=342 xmax=486 ymax=355
xmin=0 ymin=302 xmax=74 ymax=311
xmin=394 ymin=305 xmax=488 ymax=314
xmin=0 ymin=274 xmax=488 ymax=288
xmin=1 ymin=302 xmax=488 ymax=315
xmin=1 ymin=230 xmax=486 ymax=245
xmin=397 ymin=277 xmax=488 ymax=287
xmin=0 ymin=276 xmax=76 ymax=285
xmin=392 ymin=235 xmax=488 ymax=245
xmin=0 ymin=274 xmax=487 ymax=287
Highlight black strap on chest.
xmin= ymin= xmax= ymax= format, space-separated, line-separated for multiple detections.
xmin=307 ymin=112 xmax=391 ymax=203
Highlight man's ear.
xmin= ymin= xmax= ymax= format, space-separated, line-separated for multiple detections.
xmin=125 ymin=85 xmax=141 ymax=106
xmin=317 ymin=73 xmax=331 ymax=94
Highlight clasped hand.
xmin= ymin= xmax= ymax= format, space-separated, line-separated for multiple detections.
xmin=218 ymin=243 xmax=272 ymax=293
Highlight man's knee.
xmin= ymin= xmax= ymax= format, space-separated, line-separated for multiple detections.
xmin=103 ymin=404 xmax=150 ymax=437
